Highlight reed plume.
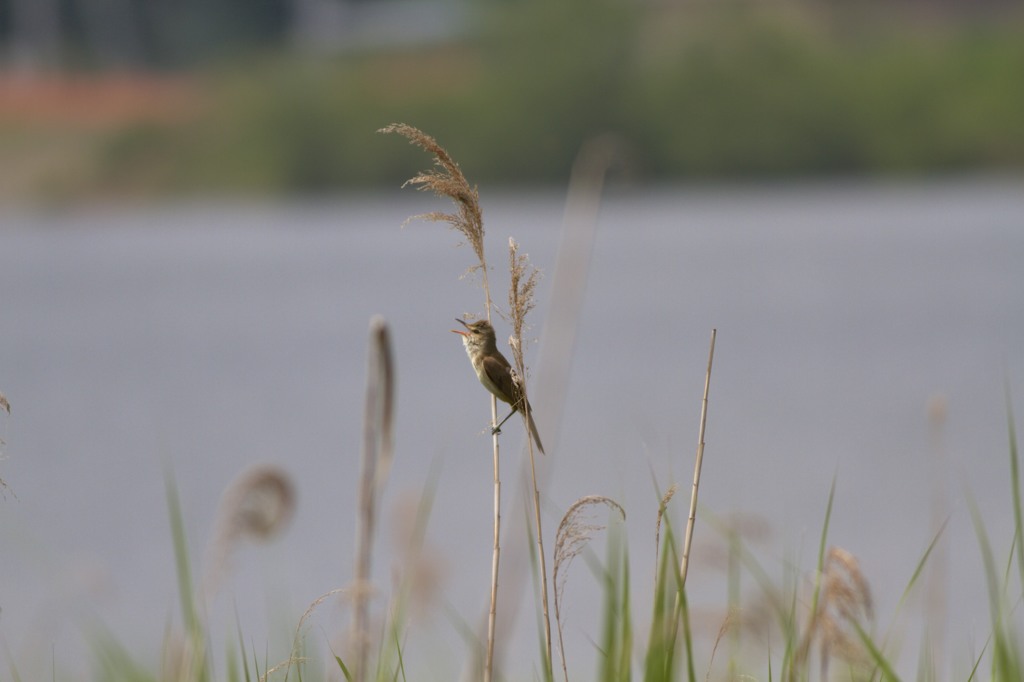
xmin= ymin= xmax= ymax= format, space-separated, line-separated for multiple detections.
xmin=553 ymin=494 xmax=625 ymax=682
xmin=794 ymin=545 xmax=875 ymax=680
xmin=382 ymin=122 xmax=511 ymax=682
xmin=378 ymin=123 xmax=489 ymax=293
xmin=505 ymin=236 xmax=553 ymax=675
xmin=202 ymin=464 xmax=296 ymax=601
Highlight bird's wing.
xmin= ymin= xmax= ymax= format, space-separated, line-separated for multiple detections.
xmin=481 ymin=354 xmax=519 ymax=407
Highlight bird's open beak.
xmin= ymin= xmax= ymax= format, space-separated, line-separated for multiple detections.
xmin=451 ymin=318 xmax=469 ymax=335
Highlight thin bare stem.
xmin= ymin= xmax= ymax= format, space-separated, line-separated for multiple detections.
xmin=471 ymin=136 xmax=616 ymax=675
xmin=486 ymin=433 xmax=500 ymax=682
xmin=679 ymin=328 xmax=716 ymax=586
xmin=669 ymin=328 xmax=717 ymax=649
xmin=526 ymin=445 xmax=551 ymax=677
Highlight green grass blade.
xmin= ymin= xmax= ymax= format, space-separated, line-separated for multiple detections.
xmin=392 ymin=625 xmax=407 ymax=682
xmin=1006 ymin=390 xmax=1024 ymax=597
xmin=233 ymin=604 xmax=253 ymax=682
xmin=850 ymin=618 xmax=902 ymax=682
xmin=619 ymin=555 xmax=634 ymax=682
xmin=967 ymin=492 xmax=1022 ymax=681
xmin=86 ymin=620 xmax=157 ymax=682
xmin=164 ymin=468 xmax=198 ymax=636
xmin=965 ymin=639 xmax=988 ymax=682
xmin=334 ymin=654 xmax=353 ymax=681
xmin=643 ymin=524 xmax=677 ymax=682
xmin=599 ymin=522 xmax=631 ymax=682
xmin=163 ymin=466 xmax=210 ymax=680
xmin=522 ymin=500 xmax=554 ymax=682
xmin=677 ymin=588 xmax=696 ymax=682
xmin=898 ymin=518 xmax=948 ymax=611
xmin=808 ymin=475 xmax=837 ymax=622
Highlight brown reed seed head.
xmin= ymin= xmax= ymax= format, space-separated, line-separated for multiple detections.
xmin=223 ymin=465 xmax=297 ymax=541
xmin=368 ymin=315 xmax=395 ymax=489
xmin=655 ymin=485 xmax=678 ymax=547
xmin=818 ymin=546 xmax=874 ymax=668
xmin=506 ymin=237 xmax=540 ymax=371
xmin=379 ymin=123 xmax=486 ymax=274
xmin=553 ymin=495 xmax=626 ymax=603
xmin=204 ymin=464 xmax=297 ymax=598
xmin=823 ymin=546 xmax=873 ymax=622
xmin=552 ymin=495 xmax=626 ymax=680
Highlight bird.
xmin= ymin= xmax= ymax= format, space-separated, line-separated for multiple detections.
xmin=451 ymin=317 xmax=545 ymax=454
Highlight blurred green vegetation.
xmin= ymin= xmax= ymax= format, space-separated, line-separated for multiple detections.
xmin=8 ymin=0 xmax=1024 ymax=199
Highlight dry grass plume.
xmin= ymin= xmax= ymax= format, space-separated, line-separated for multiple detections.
xmin=795 ymin=545 xmax=875 ymax=679
xmin=202 ymin=464 xmax=296 ymax=600
xmin=383 ymin=123 xmax=508 ymax=681
xmin=655 ymin=483 xmax=679 ymax=587
xmin=553 ymin=494 xmax=626 ymax=682
xmin=379 ymin=123 xmax=487 ymax=286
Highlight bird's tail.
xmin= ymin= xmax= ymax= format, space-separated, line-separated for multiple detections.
xmin=525 ymin=404 xmax=545 ymax=455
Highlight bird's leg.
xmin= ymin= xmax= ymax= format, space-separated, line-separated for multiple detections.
xmin=491 ymin=409 xmax=516 ymax=435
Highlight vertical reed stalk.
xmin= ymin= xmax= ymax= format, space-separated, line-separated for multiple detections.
xmin=670 ymin=328 xmax=717 ymax=649
xmin=352 ymin=317 xmax=395 ymax=682
xmin=527 ymin=449 xmax=551 ymax=675
xmin=508 ymin=238 xmax=552 ymax=676
xmin=379 ymin=123 xmax=501 ymax=681
xmin=487 ymin=420 xmax=500 ymax=682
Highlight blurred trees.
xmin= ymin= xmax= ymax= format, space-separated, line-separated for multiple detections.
xmin=0 ymin=0 xmax=292 ymax=68
xmin=1 ymin=0 xmax=1019 ymax=71
xmin=0 ymin=0 xmax=1022 ymax=198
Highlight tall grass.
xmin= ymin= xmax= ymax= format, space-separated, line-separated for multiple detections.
xmin=5 ymin=128 xmax=1024 ymax=682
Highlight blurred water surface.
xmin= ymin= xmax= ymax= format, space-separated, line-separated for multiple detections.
xmin=1 ymin=179 xmax=1022 ymax=679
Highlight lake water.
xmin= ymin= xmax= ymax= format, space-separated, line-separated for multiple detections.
xmin=1 ymin=179 xmax=1022 ymax=680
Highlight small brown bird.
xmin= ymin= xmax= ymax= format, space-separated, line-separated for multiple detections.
xmin=452 ymin=318 xmax=545 ymax=454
